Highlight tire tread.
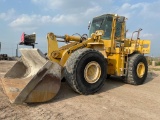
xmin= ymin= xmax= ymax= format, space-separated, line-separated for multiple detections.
xmin=64 ymin=48 xmax=106 ymax=94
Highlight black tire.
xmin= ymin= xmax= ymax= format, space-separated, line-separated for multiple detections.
xmin=107 ymin=74 xmax=111 ymax=79
xmin=125 ymin=54 xmax=148 ymax=85
xmin=64 ymin=48 xmax=107 ymax=94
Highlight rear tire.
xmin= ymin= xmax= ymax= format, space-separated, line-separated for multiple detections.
xmin=64 ymin=48 xmax=107 ymax=94
xmin=124 ymin=54 xmax=148 ymax=85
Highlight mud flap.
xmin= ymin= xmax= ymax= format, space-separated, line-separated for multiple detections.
xmin=1 ymin=48 xmax=62 ymax=104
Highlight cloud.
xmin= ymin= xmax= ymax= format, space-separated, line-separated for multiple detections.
xmin=9 ymin=14 xmax=83 ymax=32
xmin=9 ymin=14 xmax=77 ymax=27
xmin=83 ymin=6 xmax=102 ymax=16
xmin=0 ymin=8 xmax=15 ymax=21
xmin=9 ymin=4 xmax=102 ymax=30
xmin=117 ymin=1 xmax=160 ymax=19
xmin=140 ymin=1 xmax=160 ymax=19
xmin=8 ymin=1 xmax=160 ymax=32
xmin=31 ymin=0 xmax=110 ymax=14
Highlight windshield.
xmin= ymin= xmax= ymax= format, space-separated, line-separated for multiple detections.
xmin=89 ymin=17 xmax=112 ymax=40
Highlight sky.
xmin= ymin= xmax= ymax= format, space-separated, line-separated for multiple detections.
xmin=0 ymin=0 xmax=160 ymax=57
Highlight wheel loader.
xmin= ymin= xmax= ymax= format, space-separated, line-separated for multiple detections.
xmin=1 ymin=14 xmax=150 ymax=104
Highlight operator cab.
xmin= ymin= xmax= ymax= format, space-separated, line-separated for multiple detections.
xmin=89 ymin=14 xmax=126 ymax=40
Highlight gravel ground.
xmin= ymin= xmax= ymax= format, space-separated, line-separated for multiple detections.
xmin=0 ymin=61 xmax=160 ymax=120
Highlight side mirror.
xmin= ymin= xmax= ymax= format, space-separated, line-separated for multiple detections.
xmin=88 ymin=21 xmax=91 ymax=30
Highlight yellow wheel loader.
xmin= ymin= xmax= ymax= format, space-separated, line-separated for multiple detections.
xmin=1 ymin=14 xmax=150 ymax=104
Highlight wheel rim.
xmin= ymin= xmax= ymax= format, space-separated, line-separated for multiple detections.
xmin=84 ymin=61 xmax=101 ymax=83
xmin=136 ymin=62 xmax=145 ymax=78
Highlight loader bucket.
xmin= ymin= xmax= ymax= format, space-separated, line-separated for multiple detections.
xmin=1 ymin=48 xmax=62 ymax=104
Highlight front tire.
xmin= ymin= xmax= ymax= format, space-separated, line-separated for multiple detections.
xmin=125 ymin=54 xmax=148 ymax=85
xmin=64 ymin=48 xmax=107 ymax=94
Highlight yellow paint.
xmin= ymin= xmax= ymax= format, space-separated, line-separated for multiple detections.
xmin=47 ymin=14 xmax=151 ymax=77
xmin=136 ymin=62 xmax=145 ymax=78
xmin=84 ymin=61 xmax=101 ymax=83
xmin=107 ymin=54 xmax=123 ymax=76
xmin=47 ymin=33 xmax=59 ymax=62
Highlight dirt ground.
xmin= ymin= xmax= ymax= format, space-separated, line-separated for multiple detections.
xmin=0 ymin=61 xmax=160 ymax=120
